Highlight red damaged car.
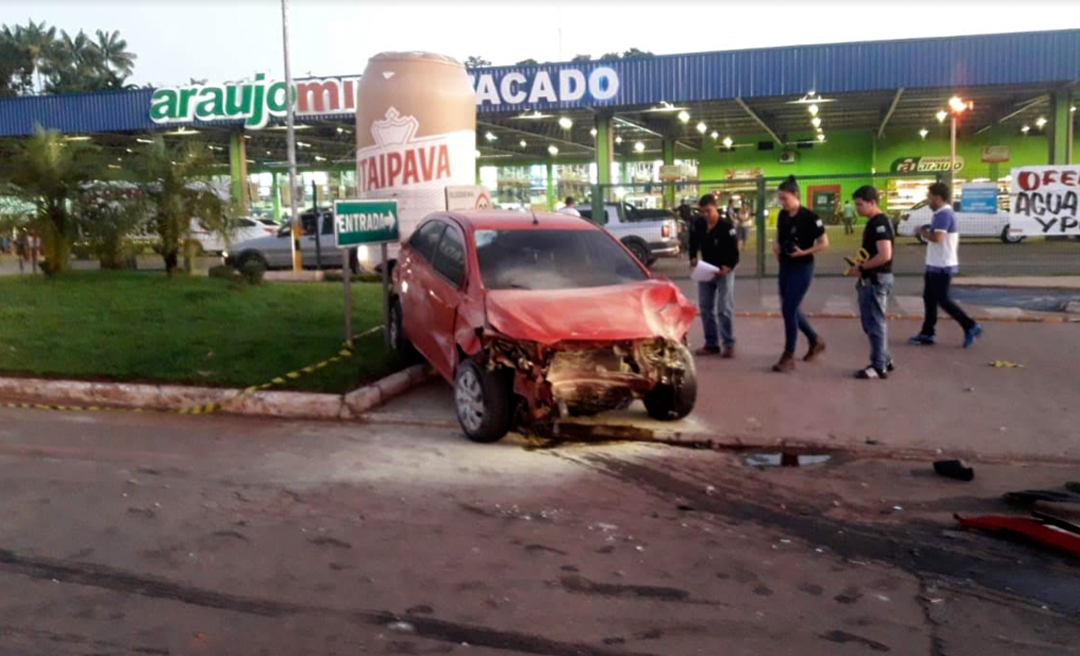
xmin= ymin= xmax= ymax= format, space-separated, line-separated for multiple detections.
xmin=390 ymin=211 xmax=698 ymax=442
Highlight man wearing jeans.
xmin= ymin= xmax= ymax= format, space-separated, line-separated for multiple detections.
xmin=847 ymin=186 xmax=895 ymax=379
xmin=689 ymin=194 xmax=740 ymax=358
xmin=909 ymin=183 xmax=984 ymax=348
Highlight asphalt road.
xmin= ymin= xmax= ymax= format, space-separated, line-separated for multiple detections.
xmin=1 ymin=408 xmax=1078 ymax=655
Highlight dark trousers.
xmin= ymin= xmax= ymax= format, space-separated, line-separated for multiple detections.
xmin=778 ymin=260 xmax=818 ymax=354
xmin=920 ymin=271 xmax=975 ymax=337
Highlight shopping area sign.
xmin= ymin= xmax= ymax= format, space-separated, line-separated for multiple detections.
xmin=1009 ymin=166 xmax=1080 ymax=236
xmin=333 ymin=200 xmax=400 ymax=247
xmin=149 ymin=74 xmax=361 ymax=129
xmin=961 ymin=183 xmax=998 ymax=214
xmin=891 ymin=156 xmax=965 ymax=173
xmin=471 ymin=66 xmax=620 ymax=109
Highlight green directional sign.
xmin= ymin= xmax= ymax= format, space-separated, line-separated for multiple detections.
xmin=333 ymin=199 xmax=400 ymax=248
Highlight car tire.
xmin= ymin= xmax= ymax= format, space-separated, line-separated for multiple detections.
xmin=623 ymin=239 xmax=650 ymax=266
xmin=454 ymin=359 xmax=514 ymax=443
xmin=388 ymin=297 xmax=417 ymax=360
xmin=643 ymin=345 xmax=697 ymax=421
xmin=914 ymin=232 xmax=927 ymax=245
xmin=1000 ymin=227 xmax=1026 ymax=244
xmin=237 ymin=251 xmax=268 ymax=270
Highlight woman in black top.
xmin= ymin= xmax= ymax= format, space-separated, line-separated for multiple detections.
xmin=771 ymin=176 xmax=829 ymax=372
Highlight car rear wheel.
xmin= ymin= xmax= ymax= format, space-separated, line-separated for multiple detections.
xmin=643 ymin=346 xmax=697 ymax=421
xmin=454 ymin=360 xmax=514 ymax=443
xmin=237 ymin=251 xmax=268 ymax=269
xmin=623 ymin=239 xmax=650 ymax=266
xmin=1001 ymin=227 xmax=1025 ymax=244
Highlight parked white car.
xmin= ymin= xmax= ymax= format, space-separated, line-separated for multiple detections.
xmin=896 ymin=200 xmax=1024 ymax=244
xmin=190 ymin=217 xmax=277 ymax=254
xmin=225 ymin=210 xmax=357 ymax=271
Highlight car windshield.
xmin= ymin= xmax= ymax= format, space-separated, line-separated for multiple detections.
xmin=474 ymin=229 xmax=648 ymax=291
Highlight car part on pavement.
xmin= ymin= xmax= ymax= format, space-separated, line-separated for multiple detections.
xmin=933 ymin=459 xmax=975 ymax=481
xmin=956 ymin=514 xmax=1080 ymax=559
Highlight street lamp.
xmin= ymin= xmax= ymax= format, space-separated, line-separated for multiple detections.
xmin=947 ymin=96 xmax=972 ymax=188
xmin=281 ymin=0 xmax=302 ymax=271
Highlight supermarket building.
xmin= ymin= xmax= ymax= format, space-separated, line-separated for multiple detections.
xmin=0 ymin=29 xmax=1077 ymax=218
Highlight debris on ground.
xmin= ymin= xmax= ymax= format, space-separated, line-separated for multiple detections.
xmin=1003 ymin=489 xmax=1080 ymax=506
xmin=933 ymin=459 xmax=975 ymax=482
xmin=956 ymin=514 xmax=1080 ymax=559
xmin=989 ymin=360 xmax=1025 ymax=369
xmin=746 ymin=453 xmax=832 ymax=468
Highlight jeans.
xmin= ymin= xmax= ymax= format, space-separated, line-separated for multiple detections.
xmin=778 ymin=260 xmax=818 ymax=354
xmin=921 ymin=271 xmax=975 ymax=337
xmin=698 ymin=272 xmax=736 ymax=348
xmin=858 ymin=274 xmax=893 ymax=371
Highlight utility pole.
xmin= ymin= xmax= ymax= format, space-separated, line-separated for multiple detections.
xmin=281 ymin=0 xmax=302 ymax=271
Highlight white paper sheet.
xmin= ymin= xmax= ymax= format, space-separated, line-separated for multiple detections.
xmin=690 ymin=260 xmax=721 ymax=282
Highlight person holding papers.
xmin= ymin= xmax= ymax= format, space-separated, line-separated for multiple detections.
xmin=689 ymin=194 xmax=740 ymax=358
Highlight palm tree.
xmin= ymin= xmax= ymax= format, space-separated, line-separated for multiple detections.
xmin=94 ymin=29 xmax=135 ymax=78
xmin=7 ymin=128 xmax=102 ymax=275
xmin=11 ymin=20 xmax=57 ymax=93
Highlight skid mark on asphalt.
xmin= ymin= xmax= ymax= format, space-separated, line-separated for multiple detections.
xmin=0 ymin=548 xmax=663 ymax=656
xmin=0 ymin=623 xmax=170 ymax=655
xmin=558 ymin=574 xmax=725 ymax=606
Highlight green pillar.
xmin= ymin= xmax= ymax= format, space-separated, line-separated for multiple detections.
xmin=271 ymin=172 xmax=281 ymax=221
xmin=546 ymin=162 xmax=555 ymax=211
xmin=1049 ymin=90 xmax=1073 ymax=165
xmin=591 ymin=113 xmax=613 ymax=222
xmin=228 ymin=131 xmax=249 ymax=212
xmin=662 ymin=137 xmax=676 ymax=209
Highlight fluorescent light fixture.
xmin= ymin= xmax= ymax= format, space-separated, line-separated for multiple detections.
xmin=1021 ymin=125 xmax=1031 ymax=134
xmin=336 ymin=126 xmax=351 ymax=134
xmin=1035 ymin=116 xmax=1048 ymax=129
xmin=163 ymin=127 xmax=200 ymax=136
xmin=547 ymin=145 xmax=559 ymax=156
xmin=633 ymin=141 xmax=645 ymax=153
xmin=808 ymin=104 xmax=819 ymax=117
xmin=817 ymin=134 xmax=826 ymax=142
xmin=677 ymin=110 xmax=690 ymax=124
xmin=475 ymin=149 xmax=482 ymax=157
xmin=268 ymin=124 xmax=310 ymax=131
xmin=590 ymin=128 xmax=598 ymax=137
xmin=710 ymin=131 xmax=719 ymax=140
xmin=296 ymin=141 xmax=311 ymax=148
xmin=62 ymin=135 xmax=92 ymax=142
xmin=936 ymin=110 xmax=948 ymax=124
xmin=558 ymin=117 xmax=573 ymax=130
xmin=136 ymin=138 xmax=153 ymax=144
xmin=811 ymin=117 xmax=821 ymax=128
xmin=948 ymin=96 xmax=972 ymax=114
xmin=919 ymin=128 xmax=929 ymax=139
xmin=615 ymin=135 xmax=623 ymax=144
xmin=485 ymin=131 xmax=497 ymax=141
xmin=722 ymin=136 xmax=733 ymax=149
xmin=696 ymin=121 xmax=707 ymax=134
xmin=513 ymin=110 xmax=553 ymax=120
xmin=519 ymin=140 xmax=527 ymax=148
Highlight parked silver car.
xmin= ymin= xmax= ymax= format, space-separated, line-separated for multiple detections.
xmin=225 ymin=210 xmax=357 ymax=270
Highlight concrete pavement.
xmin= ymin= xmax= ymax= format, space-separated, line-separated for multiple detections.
xmin=1 ymin=408 xmax=1078 ymax=655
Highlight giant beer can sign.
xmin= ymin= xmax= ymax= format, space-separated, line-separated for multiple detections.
xmin=355 ymin=52 xmax=476 ymax=245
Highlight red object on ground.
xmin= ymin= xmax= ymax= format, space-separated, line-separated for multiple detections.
xmin=956 ymin=514 xmax=1080 ymax=559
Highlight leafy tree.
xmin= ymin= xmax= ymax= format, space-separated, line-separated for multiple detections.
xmin=1 ymin=21 xmax=138 ymax=94
xmin=74 ymin=181 xmax=146 ymax=269
xmin=0 ymin=29 xmax=34 ymax=96
xmin=599 ymin=52 xmax=621 ymax=61
xmin=571 ymin=54 xmax=592 ymax=62
xmin=622 ymin=48 xmax=654 ymax=58
xmin=134 ymin=137 xmax=229 ymax=276
xmin=464 ymin=55 xmax=491 ymax=68
xmin=7 ymin=128 xmax=102 ymax=275
xmin=94 ymin=29 xmax=136 ymax=78
xmin=5 ymin=20 xmax=55 ymax=92
xmin=515 ymin=58 xmax=539 ymax=66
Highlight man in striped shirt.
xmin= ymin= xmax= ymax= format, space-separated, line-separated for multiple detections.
xmin=909 ymin=183 xmax=984 ymax=348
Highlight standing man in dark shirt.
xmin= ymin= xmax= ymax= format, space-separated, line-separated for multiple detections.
xmin=689 ymin=194 xmax=740 ymax=357
xmin=846 ymin=185 xmax=895 ymax=379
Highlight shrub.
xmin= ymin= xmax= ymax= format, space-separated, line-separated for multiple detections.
xmin=208 ymin=264 xmax=240 ymax=283
xmin=239 ymin=260 xmax=265 ymax=286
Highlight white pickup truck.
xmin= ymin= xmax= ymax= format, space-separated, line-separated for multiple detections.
xmin=578 ymin=202 xmax=685 ymax=266
xmin=896 ymin=200 xmax=1024 ymax=244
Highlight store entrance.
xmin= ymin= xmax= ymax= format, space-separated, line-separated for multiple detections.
xmin=807 ymin=185 xmax=840 ymax=223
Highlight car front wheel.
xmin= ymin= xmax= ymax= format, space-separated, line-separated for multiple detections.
xmin=454 ymin=359 xmax=514 ymax=443
xmin=1001 ymin=227 xmax=1026 ymax=244
xmin=388 ymin=297 xmax=417 ymax=360
xmin=643 ymin=346 xmax=697 ymax=421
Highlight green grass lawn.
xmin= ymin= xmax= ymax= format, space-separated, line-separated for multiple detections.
xmin=0 ymin=271 xmax=401 ymax=394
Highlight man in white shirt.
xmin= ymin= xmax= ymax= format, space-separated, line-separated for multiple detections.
xmin=909 ymin=183 xmax=983 ymax=348
xmin=557 ymin=197 xmax=581 ymax=217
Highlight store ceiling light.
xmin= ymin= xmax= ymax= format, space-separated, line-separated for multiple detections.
xmin=1021 ymin=124 xmax=1031 ymax=134
xmin=297 ymin=141 xmax=311 ymax=148
xmin=615 ymin=135 xmax=623 ymax=144
xmin=484 ymin=131 xmax=497 ymax=141
xmin=475 ymin=149 xmax=482 ymax=157
xmin=633 ymin=141 xmax=645 ymax=153
xmin=695 ymin=121 xmax=707 ymax=134
xmin=790 ymin=92 xmax=834 ymax=105
xmin=547 ymin=145 xmax=559 ymax=156
xmin=62 ymin=135 xmax=92 ymax=142
xmin=808 ymin=104 xmax=819 ymax=117
xmin=677 ymin=110 xmax=690 ymax=124
xmin=519 ymin=139 xmax=527 ymax=148
xmin=936 ymin=110 xmax=948 ymax=124
xmin=817 ymin=133 xmax=826 ymax=142
xmin=314 ymin=155 xmax=327 ymax=162
xmin=722 ymin=136 xmax=733 ymax=149
xmin=268 ymin=124 xmax=309 ymax=131
xmin=136 ymin=138 xmax=153 ymax=144
xmin=710 ymin=130 xmax=719 ymax=140
xmin=163 ymin=128 xmax=199 ymax=136
xmin=336 ymin=126 xmax=351 ymax=134
xmin=1035 ymin=116 xmax=1048 ymax=129
xmin=644 ymin=101 xmax=688 ymax=113
xmin=558 ymin=117 xmax=573 ymax=130
xmin=513 ymin=110 xmax=553 ymax=120
xmin=590 ymin=128 xmax=598 ymax=137
xmin=811 ymin=117 xmax=821 ymax=128
xmin=948 ymin=96 xmax=972 ymax=114
xmin=919 ymin=128 xmax=929 ymax=139
xmin=1072 ymin=106 xmax=1077 ymax=113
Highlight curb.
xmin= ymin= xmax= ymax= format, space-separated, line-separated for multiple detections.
xmin=0 ymin=364 xmax=431 ymax=420
xmin=733 ymin=311 xmax=1080 ymax=323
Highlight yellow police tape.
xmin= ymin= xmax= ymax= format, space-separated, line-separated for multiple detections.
xmin=2 ymin=340 xmax=362 ymax=416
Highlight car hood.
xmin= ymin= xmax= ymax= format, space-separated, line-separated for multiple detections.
xmin=484 ymin=280 xmax=697 ymax=345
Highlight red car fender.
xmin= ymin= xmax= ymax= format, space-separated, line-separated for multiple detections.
xmin=453 ymin=291 xmax=487 ymax=360
xmin=956 ymin=514 xmax=1080 ymax=559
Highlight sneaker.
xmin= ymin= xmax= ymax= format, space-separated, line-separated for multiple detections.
xmin=772 ymin=352 xmax=795 ymax=373
xmin=695 ymin=346 xmax=721 ymax=356
xmin=909 ymin=334 xmax=936 ymax=346
xmin=804 ymin=339 xmax=826 ymax=362
xmin=963 ymin=324 xmax=984 ymax=349
xmin=855 ymin=365 xmax=887 ymax=380
xmin=886 ymin=360 xmax=896 ymax=373
xmin=721 ymin=347 xmax=736 ymax=359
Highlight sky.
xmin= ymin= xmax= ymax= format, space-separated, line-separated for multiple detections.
xmin=4 ymin=0 xmax=1080 ymax=87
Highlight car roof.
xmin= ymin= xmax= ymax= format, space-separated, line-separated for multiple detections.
xmin=440 ymin=211 xmax=600 ymax=232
